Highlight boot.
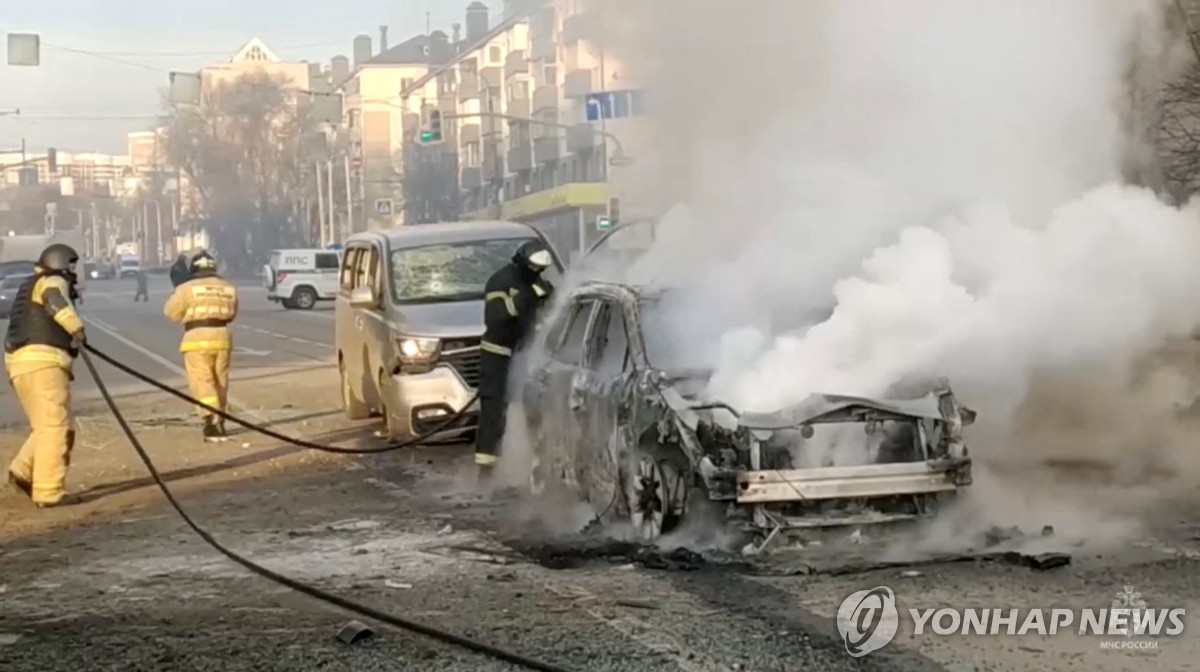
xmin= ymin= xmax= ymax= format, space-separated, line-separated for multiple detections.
xmin=7 ymin=471 xmax=32 ymax=498
xmin=203 ymin=417 xmax=222 ymax=442
xmin=35 ymin=493 xmax=80 ymax=509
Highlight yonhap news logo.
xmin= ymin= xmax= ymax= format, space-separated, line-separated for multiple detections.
xmin=836 ymin=586 xmax=900 ymax=657
xmin=835 ymin=583 xmax=1186 ymax=657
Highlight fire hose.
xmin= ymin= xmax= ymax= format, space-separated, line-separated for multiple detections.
xmin=78 ymin=346 xmax=576 ymax=672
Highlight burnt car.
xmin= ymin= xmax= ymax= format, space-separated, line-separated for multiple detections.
xmin=521 ymin=281 xmax=975 ymax=543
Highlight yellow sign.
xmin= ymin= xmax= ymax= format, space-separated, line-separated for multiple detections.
xmin=464 ymin=183 xmax=610 ymax=222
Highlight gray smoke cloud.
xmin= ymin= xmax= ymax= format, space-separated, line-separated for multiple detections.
xmin=585 ymin=0 xmax=1200 ymax=536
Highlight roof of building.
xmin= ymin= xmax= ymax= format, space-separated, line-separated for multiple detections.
xmin=229 ymin=38 xmax=281 ymax=64
xmin=366 ymin=34 xmax=434 ymax=65
xmin=398 ymin=12 xmax=527 ymax=98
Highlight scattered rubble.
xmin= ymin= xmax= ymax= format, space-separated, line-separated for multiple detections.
xmin=334 ymin=620 xmax=375 ymax=645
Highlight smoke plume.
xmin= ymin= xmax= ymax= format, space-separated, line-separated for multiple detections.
xmin=595 ymin=0 xmax=1200 ymax=532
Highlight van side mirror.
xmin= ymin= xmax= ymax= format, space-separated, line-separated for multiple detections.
xmin=349 ymin=286 xmax=377 ymax=309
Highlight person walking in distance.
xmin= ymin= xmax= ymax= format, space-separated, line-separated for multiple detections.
xmin=475 ymin=240 xmax=555 ymax=475
xmin=134 ymin=267 xmax=149 ymax=302
xmin=5 ymin=244 xmax=87 ymax=508
xmin=163 ymin=250 xmax=239 ymax=441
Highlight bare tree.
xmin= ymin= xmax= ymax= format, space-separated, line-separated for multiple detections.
xmin=162 ymin=72 xmax=319 ymax=268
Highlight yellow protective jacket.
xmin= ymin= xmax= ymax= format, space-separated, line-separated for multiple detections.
xmin=164 ymin=273 xmax=239 ymax=352
xmin=4 ymin=274 xmax=85 ymax=378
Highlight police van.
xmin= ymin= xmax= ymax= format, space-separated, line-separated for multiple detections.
xmin=264 ymin=248 xmax=341 ymax=309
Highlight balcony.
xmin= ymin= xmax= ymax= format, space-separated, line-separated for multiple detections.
xmin=566 ymin=123 xmax=598 ymax=153
xmin=507 ymin=96 xmax=530 ymax=120
xmin=460 ymin=123 xmax=480 ymax=145
xmin=531 ymin=34 xmax=556 ymax=62
xmin=534 ymin=135 xmax=560 ymax=164
xmin=561 ymin=12 xmax=597 ymax=45
xmin=563 ymin=69 xmax=593 ymax=98
xmin=533 ymin=85 xmax=558 ymax=114
xmin=505 ymin=51 xmax=529 ymax=80
xmin=480 ymin=66 xmax=503 ymax=89
xmin=508 ymin=144 xmax=533 ymax=173
xmin=461 ymin=166 xmax=482 ymax=190
xmin=458 ymin=72 xmax=480 ymax=101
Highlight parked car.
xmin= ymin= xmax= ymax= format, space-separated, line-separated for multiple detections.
xmin=335 ymin=221 xmax=563 ymax=441
xmin=264 ymin=248 xmax=341 ymax=309
xmin=0 ymin=273 xmax=32 ymax=318
xmin=520 ymin=280 xmax=976 ymax=543
xmin=0 ymin=261 xmax=36 ymax=280
xmin=118 ymin=256 xmax=142 ymax=279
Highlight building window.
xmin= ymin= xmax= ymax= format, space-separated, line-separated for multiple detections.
xmin=508 ymin=81 xmax=529 ymax=101
xmin=613 ymin=91 xmax=630 ymax=119
xmin=461 ymin=58 xmax=477 ymax=74
xmin=543 ymin=64 xmax=558 ymax=87
xmin=630 ymin=89 xmax=646 ymax=116
xmin=465 ymin=141 xmax=481 ymax=168
xmin=489 ymin=45 xmax=503 ymax=64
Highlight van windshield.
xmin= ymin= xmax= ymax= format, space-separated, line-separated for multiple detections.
xmin=389 ymin=238 xmax=533 ymax=304
xmin=121 ymin=259 xmax=139 ymax=267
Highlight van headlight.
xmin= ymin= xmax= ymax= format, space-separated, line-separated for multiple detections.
xmin=398 ymin=337 xmax=439 ymax=362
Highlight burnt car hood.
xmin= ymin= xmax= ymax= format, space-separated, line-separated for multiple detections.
xmin=660 ymin=383 xmax=953 ymax=431
xmin=736 ymin=392 xmax=948 ymax=431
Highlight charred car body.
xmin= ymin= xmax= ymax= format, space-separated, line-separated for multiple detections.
xmin=521 ymin=281 xmax=976 ymax=543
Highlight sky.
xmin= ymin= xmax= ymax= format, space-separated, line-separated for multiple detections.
xmin=0 ymin=0 xmax=476 ymax=154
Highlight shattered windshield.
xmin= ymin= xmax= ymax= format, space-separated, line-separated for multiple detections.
xmin=389 ymin=238 xmax=531 ymax=305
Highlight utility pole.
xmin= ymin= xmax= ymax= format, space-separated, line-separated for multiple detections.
xmin=315 ymin=161 xmax=326 ymax=246
xmin=326 ymin=160 xmax=335 ymax=244
xmin=344 ymin=155 xmax=354 ymax=236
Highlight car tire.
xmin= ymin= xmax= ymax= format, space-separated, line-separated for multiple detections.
xmin=377 ymin=370 xmax=402 ymax=441
xmin=293 ymin=287 xmax=318 ymax=310
xmin=340 ymin=358 xmax=371 ymax=420
xmin=280 ymin=298 xmax=296 ymax=309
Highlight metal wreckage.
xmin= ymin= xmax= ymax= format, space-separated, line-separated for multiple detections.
xmin=522 ymin=282 xmax=976 ymax=550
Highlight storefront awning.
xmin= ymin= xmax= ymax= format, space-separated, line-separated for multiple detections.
xmin=464 ymin=182 xmax=610 ymax=222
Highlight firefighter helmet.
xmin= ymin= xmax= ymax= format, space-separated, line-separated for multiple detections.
xmin=190 ymin=250 xmax=217 ymax=273
xmin=512 ymin=239 xmax=552 ymax=272
xmin=37 ymin=244 xmax=80 ymax=277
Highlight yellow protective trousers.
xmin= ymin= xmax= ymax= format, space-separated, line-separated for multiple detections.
xmin=183 ymin=349 xmax=231 ymax=420
xmin=7 ymin=366 xmax=75 ymax=504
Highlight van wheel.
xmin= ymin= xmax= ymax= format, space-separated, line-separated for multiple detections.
xmin=293 ymin=287 xmax=318 ymax=310
xmin=280 ymin=298 xmax=296 ymax=309
xmin=340 ymin=358 xmax=371 ymax=420
xmin=378 ymin=370 xmax=401 ymax=441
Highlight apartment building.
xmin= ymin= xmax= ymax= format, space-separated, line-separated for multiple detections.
xmin=200 ymin=38 xmax=311 ymax=94
xmin=394 ymin=0 xmax=650 ymax=260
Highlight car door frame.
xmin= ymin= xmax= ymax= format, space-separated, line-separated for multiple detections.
xmin=533 ymin=295 xmax=601 ymax=491
xmin=571 ymin=295 xmax=636 ymax=510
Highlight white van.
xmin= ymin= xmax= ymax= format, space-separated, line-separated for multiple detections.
xmin=264 ymin=248 xmax=341 ymax=309
xmin=118 ymin=256 xmax=142 ymax=279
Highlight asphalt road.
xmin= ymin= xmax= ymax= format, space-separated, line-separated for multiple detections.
xmin=0 ymin=276 xmax=337 ymax=427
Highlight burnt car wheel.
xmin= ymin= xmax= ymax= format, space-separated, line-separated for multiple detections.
xmin=625 ymin=456 xmax=685 ymax=541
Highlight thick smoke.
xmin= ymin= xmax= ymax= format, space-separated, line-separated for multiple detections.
xmin=597 ymin=0 xmax=1200 ymax=532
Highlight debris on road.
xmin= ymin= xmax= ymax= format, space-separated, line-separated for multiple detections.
xmin=1005 ymin=551 xmax=1072 ymax=571
xmin=335 ymin=620 xmax=376 ymax=645
xmin=384 ymin=580 xmax=414 ymax=590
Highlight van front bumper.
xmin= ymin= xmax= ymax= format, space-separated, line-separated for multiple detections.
xmin=382 ymin=364 xmax=480 ymax=440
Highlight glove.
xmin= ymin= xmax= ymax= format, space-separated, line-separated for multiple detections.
xmin=71 ymin=329 xmax=86 ymax=350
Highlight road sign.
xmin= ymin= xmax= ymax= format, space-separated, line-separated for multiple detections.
xmin=596 ymin=215 xmax=612 ymax=231
xmin=375 ymin=199 xmax=393 ymax=216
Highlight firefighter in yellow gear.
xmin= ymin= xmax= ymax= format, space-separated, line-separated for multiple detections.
xmin=163 ymin=250 xmax=239 ymax=441
xmin=5 ymin=244 xmax=86 ymax=508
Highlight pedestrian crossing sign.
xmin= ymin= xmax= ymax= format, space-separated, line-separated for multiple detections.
xmin=375 ymin=199 xmax=393 ymax=216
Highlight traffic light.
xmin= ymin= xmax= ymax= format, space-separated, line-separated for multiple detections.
xmin=608 ymin=196 xmax=620 ymax=226
xmin=46 ymin=147 xmax=57 ymax=173
xmin=419 ymin=109 xmax=444 ymax=145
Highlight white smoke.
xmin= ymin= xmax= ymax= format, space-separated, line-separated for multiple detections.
xmin=590 ymin=0 xmax=1200 ymax=528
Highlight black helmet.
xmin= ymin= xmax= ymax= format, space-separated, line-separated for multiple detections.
xmin=512 ymin=239 xmax=552 ymax=273
xmin=189 ymin=249 xmax=217 ymax=273
xmin=38 ymin=244 xmax=80 ymax=275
